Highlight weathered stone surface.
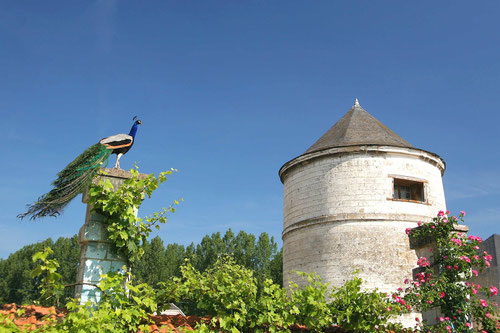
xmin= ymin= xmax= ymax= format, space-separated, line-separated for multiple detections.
xmin=471 ymin=234 xmax=500 ymax=305
xmin=281 ymin=139 xmax=447 ymax=328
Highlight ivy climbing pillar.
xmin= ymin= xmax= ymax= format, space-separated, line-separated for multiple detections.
xmin=75 ymin=168 xmax=145 ymax=304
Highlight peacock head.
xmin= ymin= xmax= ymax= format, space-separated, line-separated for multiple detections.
xmin=133 ymin=116 xmax=142 ymax=125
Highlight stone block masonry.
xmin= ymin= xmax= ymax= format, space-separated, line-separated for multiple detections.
xmin=74 ymin=168 xmax=146 ymax=304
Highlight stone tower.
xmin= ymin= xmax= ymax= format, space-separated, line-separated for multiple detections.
xmin=279 ymin=100 xmax=446 ymax=294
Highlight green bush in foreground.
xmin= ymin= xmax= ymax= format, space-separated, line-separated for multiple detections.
xmin=159 ymin=256 xmax=406 ymax=332
xmin=0 ymin=253 xmax=408 ymax=332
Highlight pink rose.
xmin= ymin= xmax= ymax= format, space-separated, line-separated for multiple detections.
xmin=468 ymin=235 xmax=482 ymax=243
xmin=440 ymin=291 xmax=445 ymax=298
xmin=490 ymin=286 xmax=498 ymax=296
xmin=472 ymin=270 xmax=478 ymax=277
xmin=417 ymin=257 xmax=430 ymax=267
xmin=480 ymin=299 xmax=488 ymax=307
xmin=460 ymin=210 xmax=466 ymax=216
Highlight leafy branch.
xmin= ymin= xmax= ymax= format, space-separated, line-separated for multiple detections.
xmin=87 ymin=167 xmax=181 ymax=263
xmin=31 ymin=247 xmax=65 ymax=307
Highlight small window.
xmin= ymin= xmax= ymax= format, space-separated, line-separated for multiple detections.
xmin=393 ymin=179 xmax=424 ymax=202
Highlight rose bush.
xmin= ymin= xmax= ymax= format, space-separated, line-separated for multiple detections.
xmin=402 ymin=211 xmax=499 ymax=332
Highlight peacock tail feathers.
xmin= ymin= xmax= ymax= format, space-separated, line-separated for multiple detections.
xmin=19 ymin=143 xmax=111 ymax=220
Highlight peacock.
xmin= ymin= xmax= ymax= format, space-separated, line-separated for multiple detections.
xmin=18 ymin=116 xmax=142 ymax=220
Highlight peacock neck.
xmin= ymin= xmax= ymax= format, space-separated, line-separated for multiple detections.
xmin=129 ymin=122 xmax=138 ymax=138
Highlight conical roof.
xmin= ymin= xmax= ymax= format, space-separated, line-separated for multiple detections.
xmin=304 ymin=99 xmax=413 ymax=154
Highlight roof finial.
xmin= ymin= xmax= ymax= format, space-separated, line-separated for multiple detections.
xmin=354 ymin=98 xmax=360 ymax=107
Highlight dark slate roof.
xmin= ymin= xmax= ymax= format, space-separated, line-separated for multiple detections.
xmin=304 ymin=100 xmax=413 ymax=154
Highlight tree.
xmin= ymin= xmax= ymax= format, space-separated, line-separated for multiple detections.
xmin=132 ymin=236 xmax=167 ymax=286
xmin=132 ymin=236 xmax=187 ymax=285
xmin=187 ymin=229 xmax=281 ymax=288
xmin=269 ymin=248 xmax=283 ymax=287
xmin=0 ymin=235 xmax=79 ymax=304
xmin=0 ymin=228 xmax=283 ymax=303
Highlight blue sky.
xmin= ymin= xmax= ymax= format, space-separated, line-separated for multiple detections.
xmin=1 ymin=1 xmax=499 ymax=258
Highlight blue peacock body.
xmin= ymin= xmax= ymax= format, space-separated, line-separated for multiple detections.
xmin=19 ymin=117 xmax=142 ymax=220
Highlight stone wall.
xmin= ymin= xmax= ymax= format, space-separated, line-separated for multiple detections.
xmin=281 ymin=146 xmax=446 ymax=234
xmin=471 ymin=234 xmax=500 ymax=306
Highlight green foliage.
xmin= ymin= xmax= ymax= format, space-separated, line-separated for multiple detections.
xmin=1 ymin=265 xmax=157 ymax=333
xmin=186 ymin=229 xmax=282 ymax=289
xmin=0 ymin=311 xmax=20 ymax=332
xmin=288 ymin=272 xmax=332 ymax=331
xmin=269 ymin=248 xmax=283 ymax=288
xmin=159 ymin=256 xmax=294 ymax=332
xmin=0 ymin=235 xmax=79 ymax=305
xmin=31 ymin=247 xmax=64 ymax=307
xmin=328 ymin=273 xmax=405 ymax=332
xmin=160 ymin=256 xmax=257 ymax=317
xmin=87 ymin=167 xmax=180 ymax=263
xmin=0 ymin=228 xmax=282 ymax=307
xmin=158 ymin=257 xmax=407 ymax=333
xmin=131 ymin=236 xmax=185 ymax=285
xmin=55 ymin=271 xmax=157 ymax=333
xmin=403 ymin=211 xmax=500 ymax=332
xmin=2 ymin=243 xmax=406 ymax=333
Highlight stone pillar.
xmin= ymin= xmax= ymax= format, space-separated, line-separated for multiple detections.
xmin=75 ymin=168 xmax=146 ymax=304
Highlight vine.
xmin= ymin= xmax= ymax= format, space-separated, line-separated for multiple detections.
xmin=86 ymin=167 xmax=181 ymax=263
